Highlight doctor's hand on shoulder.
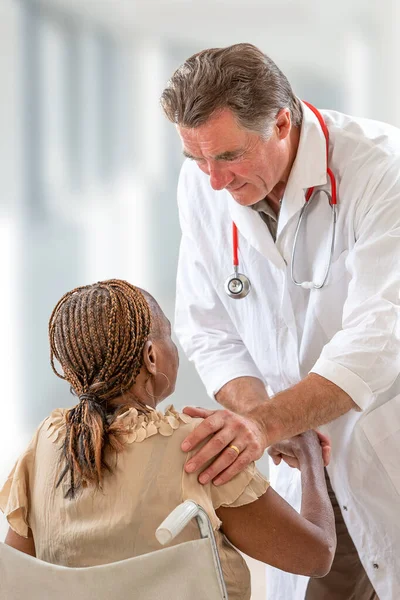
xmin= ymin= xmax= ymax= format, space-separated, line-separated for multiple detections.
xmin=181 ymin=405 xmax=331 ymax=485
xmin=181 ymin=405 xmax=268 ymax=485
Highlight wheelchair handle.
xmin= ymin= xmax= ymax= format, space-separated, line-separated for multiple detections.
xmin=156 ymin=500 xmax=211 ymax=545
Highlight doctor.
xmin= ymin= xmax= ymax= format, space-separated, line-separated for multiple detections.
xmin=161 ymin=43 xmax=400 ymax=600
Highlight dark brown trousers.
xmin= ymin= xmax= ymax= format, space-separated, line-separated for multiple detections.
xmin=305 ymin=471 xmax=379 ymax=600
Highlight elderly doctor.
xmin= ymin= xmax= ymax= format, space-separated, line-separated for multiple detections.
xmin=161 ymin=43 xmax=400 ymax=600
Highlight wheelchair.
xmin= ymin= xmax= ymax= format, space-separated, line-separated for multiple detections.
xmin=0 ymin=500 xmax=228 ymax=600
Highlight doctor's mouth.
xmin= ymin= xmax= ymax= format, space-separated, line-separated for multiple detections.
xmin=226 ymin=182 xmax=247 ymax=193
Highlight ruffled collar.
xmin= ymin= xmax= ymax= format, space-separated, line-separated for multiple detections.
xmin=45 ymin=405 xmax=193 ymax=445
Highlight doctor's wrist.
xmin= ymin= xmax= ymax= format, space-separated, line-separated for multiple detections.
xmin=246 ymin=401 xmax=283 ymax=449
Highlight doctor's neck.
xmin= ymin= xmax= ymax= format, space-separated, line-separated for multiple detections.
xmin=266 ymin=124 xmax=301 ymax=214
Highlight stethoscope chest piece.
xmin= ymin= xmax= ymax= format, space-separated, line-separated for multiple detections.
xmin=224 ymin=268 xmax=251 ymax=299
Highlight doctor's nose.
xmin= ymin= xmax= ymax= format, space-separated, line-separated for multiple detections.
xmin=208 ymin=164 xmax=234 ymax=191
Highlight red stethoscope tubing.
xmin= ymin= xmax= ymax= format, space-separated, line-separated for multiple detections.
xmin=232 ymin=103 xmax=337 ymax=263
xmin=232 ymin=220 xmax=239 ymax=266
xmin=303 ymin=101 xmax=337 ymax=205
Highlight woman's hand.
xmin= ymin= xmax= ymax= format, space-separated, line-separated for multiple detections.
xmin=268 ymin=430 xmax=331 ymax=470
xmin=181 ymin=406 xmax=267 ymax=485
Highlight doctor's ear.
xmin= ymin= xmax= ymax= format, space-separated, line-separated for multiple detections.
xmin=275 ymin=108 xmax=291 ymax=140
xmin=142 ymin=340 xmax=157 ymax=376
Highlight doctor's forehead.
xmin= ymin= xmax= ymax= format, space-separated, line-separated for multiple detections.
xmin=177 ymin=110 xmax=251 ymax=159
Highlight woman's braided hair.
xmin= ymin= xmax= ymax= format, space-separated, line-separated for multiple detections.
xmin=49 ymin=279 xmax=152 ymax=499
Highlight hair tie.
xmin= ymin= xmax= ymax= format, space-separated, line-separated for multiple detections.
xmin=78 ymin=392 xmax=99 ymax=404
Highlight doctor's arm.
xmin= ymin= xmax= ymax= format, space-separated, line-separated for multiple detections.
xmin=183 ymin=373 xmax=353 ymax=484
xmin=184 ymin=163 xmax=400 ymax=484
xmin=215 ymin=375 xmax=269 ymax=413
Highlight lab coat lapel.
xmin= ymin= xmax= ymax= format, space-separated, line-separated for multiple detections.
xmin=277 ymin=101 xmax=328 ymax=238
xmin=228 ymin=196 xmax=286 ymax=270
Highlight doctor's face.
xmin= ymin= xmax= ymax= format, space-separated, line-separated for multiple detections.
xmin=177 ymin=108 xmax=292 ymax=206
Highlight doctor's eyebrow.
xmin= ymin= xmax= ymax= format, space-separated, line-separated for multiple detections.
xmin=214 ymin=150 xmax=244 ymax=161
xmin=183 ymin=150 xmax=201 ymax=160
xmin=183 ymin=149 xmax=243 ymax=161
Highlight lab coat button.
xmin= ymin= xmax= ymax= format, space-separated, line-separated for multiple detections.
xmin=343 ymin=505 xmax=348 ymax=511
xmin=373 ymin=563 xmax=379 ymax=569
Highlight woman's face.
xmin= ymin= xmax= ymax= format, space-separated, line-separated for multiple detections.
xmin=151 ymin=313 xmax=180 ymax=401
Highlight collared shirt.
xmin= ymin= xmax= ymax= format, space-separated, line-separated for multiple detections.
xmin=251 ymin=199 xmax=279 ymax=241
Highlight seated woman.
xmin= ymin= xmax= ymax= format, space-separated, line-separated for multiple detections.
xmin=0 ymin=279 xmax=336 ymax=600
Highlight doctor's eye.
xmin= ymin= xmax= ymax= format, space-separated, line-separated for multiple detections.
xmin=186 ymin=156 xmax=204 ymax=165
xmin=195 ymin=159 xmax=209 ymax=172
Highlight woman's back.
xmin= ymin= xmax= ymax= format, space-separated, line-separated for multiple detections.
xmin=2 ymin=405 xmax=268 ymax=600
xmin=1 ymin=280 xmax=336 ymax=599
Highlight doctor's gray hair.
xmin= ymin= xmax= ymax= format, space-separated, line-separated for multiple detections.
xmin=160 ymin=43 xmax=302 ymax=138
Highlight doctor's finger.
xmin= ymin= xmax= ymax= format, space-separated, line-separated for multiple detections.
xmin=321 ymin=445 xmax=331 ymax=467
xmin=315 ymin=431 xmax=331 ymax=466
xmin=196 ymin=443 xmax=245 ymax=484
xmin=182 ymin=406 xmax=215 ymax=420
xmin=184 ymin=425 xmax=238 ymax=475
xmin=181 ymin=411 xmax=235 ymax=453
xmin=212 ymin=449 xmax=254 ymax=486
xmin=315 ymin=430 xmax=331 ymax=447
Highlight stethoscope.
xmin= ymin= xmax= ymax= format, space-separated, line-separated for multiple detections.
xmin=225 ymin=102 xmax=338 ymax=299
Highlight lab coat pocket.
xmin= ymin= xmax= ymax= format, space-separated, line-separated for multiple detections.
xmin=361 ymin=394 xmax=400 ymax=496
xmin=313 ymin=250 xmax=350 ymax=339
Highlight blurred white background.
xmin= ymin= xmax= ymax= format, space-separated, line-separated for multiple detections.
xmin=1 ymin=0 xmax=400 ymax=595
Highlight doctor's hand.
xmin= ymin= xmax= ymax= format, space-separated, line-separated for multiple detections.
xmin=181 ymin=406 xmax=267 ymax=486
xmin=268 ymin=430 xmax=331 ymax=470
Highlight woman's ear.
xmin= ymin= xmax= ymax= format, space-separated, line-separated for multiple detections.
xmin=142 ymin=340 xmax=157 ymax=376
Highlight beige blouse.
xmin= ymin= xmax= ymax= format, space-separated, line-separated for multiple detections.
xmin=0 ymin=405 xmax=269 ymax=600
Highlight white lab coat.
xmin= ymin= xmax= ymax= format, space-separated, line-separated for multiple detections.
xmin=174 ymin=102 xmax=400 ymax=600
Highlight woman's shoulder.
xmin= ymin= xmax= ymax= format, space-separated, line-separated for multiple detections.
xmin=40 ymin=408 xmax=68 ymax=444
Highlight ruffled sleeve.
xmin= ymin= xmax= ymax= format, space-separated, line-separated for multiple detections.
xmin=0 ymin=414 xmax=51 ymax=538
xmin=210 ymin=462 xmax=269 ymax=510
xmin=0 ymin=464 xmax=29 ymax=537
xmin=181 ymin=428 xmax=269 ymax=530
xmin=0 ymin=426 xmax=43 ymax=538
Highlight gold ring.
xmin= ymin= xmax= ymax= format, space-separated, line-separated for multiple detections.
xmin=229 ymin=444 xmax=240 ymax=455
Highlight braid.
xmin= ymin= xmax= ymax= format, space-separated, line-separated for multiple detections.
xmin=79 ymin=289 xmax=96 ymax=383
xmin=87 ymin=287 xmax=104 ymax=370
xmin=49 ymin=279 xmax=153 ymax=498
